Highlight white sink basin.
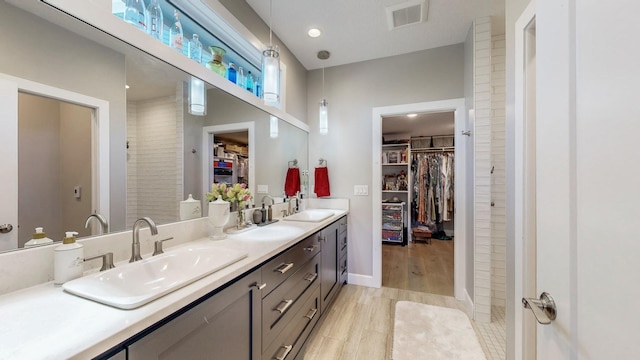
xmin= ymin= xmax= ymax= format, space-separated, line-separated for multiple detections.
xmin=235 ymin=224 xmax=306 ymax=241
xmin=283 ymin=209 xmax=334 ymax=223
xmin=63 ymin=245 xmax=248 ymax=309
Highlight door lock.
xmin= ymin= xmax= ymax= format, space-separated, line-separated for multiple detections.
xmin=522 ymin=292 xmax=557 ymax=325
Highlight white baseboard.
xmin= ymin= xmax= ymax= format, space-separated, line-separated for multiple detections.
xmin=464 ymin=289 xmax=474 ymax=318
xmin=347 ymin=273 xmax=378 ymax=288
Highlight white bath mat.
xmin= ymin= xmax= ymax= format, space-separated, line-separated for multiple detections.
xmin=392 ymin=301 xmax=486 ymax=360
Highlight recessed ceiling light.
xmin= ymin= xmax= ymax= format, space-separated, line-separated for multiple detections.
xmin=407 ymin=113 xmax=418 ymax=118
xmin=308 ymin=28 xmax=322 ymax=38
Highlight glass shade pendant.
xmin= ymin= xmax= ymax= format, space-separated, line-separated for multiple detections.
xmin=270 ymin=115 xmax=278 ymax=138
xmin=319 ymin=99 xmax=328 ymax=135
xmin=188 ymin=76 xmax=206 ymax=116
xmin=262 ymin=46 xmax=280 ymax=106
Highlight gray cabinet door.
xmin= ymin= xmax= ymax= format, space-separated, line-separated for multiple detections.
xmin=128 ymin=269 xmax=262 ymax=360
xmin=319 ymin=220 xmax=339 ymax=313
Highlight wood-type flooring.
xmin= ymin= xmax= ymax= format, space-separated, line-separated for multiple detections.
xmin=382 ymin=238 xmax=454 ymax=296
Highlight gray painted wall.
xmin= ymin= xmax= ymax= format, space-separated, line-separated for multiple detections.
xmin=464 ymin=26 xmax=476 ymax=302
xmin=218 ymin=0 xmax=308 ymax=121
xmin=1 ymin=2 xmax=127 ymax=232
xmin=307 ymin=44 xmax=465 ymax=277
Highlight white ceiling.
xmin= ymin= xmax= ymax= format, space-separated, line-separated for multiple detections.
xmin=246 ymin=0 xmax=505 ymax=70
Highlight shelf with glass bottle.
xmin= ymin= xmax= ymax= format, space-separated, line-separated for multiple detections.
xmin=114 ymin=0 xmax=262 ymax=97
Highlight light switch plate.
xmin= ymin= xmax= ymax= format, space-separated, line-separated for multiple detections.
xmin=257 ymin=185 xmax=269 ymax=194
xmin=354 ymin=185 xmax=368 ymax=196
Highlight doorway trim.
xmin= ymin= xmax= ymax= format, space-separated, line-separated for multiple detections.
xmin=513 ymin=2 xmax=537 ymax=359
xmin=0 ymin=73 xmax=110 ymax=232
xmin=371 ymin=98 xmax=467 ymax=303
xmin=201 ymin=121 xmax=255 ymax=212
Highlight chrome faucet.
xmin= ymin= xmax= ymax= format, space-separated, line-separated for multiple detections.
xmin=287 ymin=196 xmax=299 ymax=216
xmin=261 ymin=194 xmax=275 ymax=206
xmin=85 ymin=213 xmax=109 ymax=234
xmin=130 ymin=217 xmax=158 ymax=263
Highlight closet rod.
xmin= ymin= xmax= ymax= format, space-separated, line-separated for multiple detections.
xmin=411 ymin=147 xmax=455 ymax=153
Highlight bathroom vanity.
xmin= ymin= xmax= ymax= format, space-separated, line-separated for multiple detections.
xmin=0 ymin=209 xmax=348 ymax=359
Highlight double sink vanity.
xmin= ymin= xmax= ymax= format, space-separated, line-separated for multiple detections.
xmin=0 ymin=204 xmax=348 ymax=359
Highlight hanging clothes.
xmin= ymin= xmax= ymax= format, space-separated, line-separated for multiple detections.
xmin=411 ymin=152 xmax=454 ymax=226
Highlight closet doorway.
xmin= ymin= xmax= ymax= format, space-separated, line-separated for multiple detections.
xmin=381 ymin=111 xmax=456 ymax=296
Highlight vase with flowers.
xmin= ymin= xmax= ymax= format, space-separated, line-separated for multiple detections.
xmin=206 ymin=182 xmax=252 ymax=230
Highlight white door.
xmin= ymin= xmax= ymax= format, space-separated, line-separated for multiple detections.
xmin=0 ymin=78 xmax=19 ymax=251
xmin=525 ymin=0 xmax=640 ymax=358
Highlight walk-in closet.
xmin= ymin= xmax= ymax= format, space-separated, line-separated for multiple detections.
xmin=381 ymin=111 xmax=456 ymax=296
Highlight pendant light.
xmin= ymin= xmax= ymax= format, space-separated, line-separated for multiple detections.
xmin=318 ymin=50 xmax=330 ymax=135
xmin=188 ymin=76 xmax=206 ymax=116
xmin=262 ymin=0 xmax=280 ymax=107
xmin=270 ymin=115 xmax=279 ymax=138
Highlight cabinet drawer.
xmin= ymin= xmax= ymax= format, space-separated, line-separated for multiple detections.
xmin=263 ymin=255 xmax=320 ymax=349
xmin=338 ymin=216 xmax=347 ymax=235
xmin=263 ymin=286 xmax=321 ymax=360
xmin=339 ymin=254 xmax=348 ymax=284
xmin=339 ymin=232 xmax=347 ymax=260
xmin=262 ymin=234 xmax=320 ymax=297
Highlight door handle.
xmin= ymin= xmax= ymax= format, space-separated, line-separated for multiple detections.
xmin=0 ymin=224 xmax=13 ymax=233
xmin=522 ymin=292 xmax=557 ymax=325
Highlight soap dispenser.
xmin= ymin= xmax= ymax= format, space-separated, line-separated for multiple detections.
xmin=54 ymin=231 xmax=84 ymax=285
xmin=24 ymin=227 xmax=53 ymax=248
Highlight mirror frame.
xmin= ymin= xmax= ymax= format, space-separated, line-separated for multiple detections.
xmin=0 ymin=73 xmax=110 ymax=247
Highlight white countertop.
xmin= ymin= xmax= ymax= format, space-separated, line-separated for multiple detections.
xmin=0 ymin=209 xmax=347 ymax=360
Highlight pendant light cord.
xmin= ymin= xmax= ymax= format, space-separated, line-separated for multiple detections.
xmin=322 ymin=67 xmax=325 ymax=98
xmin=269 ymin=0 xmax=273 ymax=46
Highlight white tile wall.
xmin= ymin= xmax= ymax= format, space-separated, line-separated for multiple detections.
xmin=474 ymin=17 xmax=493 ymax=324
xmin=126 ymin=86 xmax=184 ymax=226
xmin=491 ymin=34 xmax=507 ymax=307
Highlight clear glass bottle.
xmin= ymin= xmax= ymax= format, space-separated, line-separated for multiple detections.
xmin=237 ymin=67 xmax=246 ymax=89
xmin=146 ymin=0 xmax=163 ymax=40
xmin=124 ymin=0 xmax=147 ymax=32
xmin=206 ymin=46 xmax=227 ymax=77
xmin=169 ymin=10 xmax=184 ymax=53
xmin=245 ymin=71 xmax=255 ymax=92
xmin=188 ymin=34 xmax=203 ymax=63
xmin=227 ymin=62 xmax=237 ymax=84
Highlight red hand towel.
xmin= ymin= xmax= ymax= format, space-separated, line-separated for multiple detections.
xmin=314 ymin=167 xmax=330 ymax=197
xmin=284 ymin=168 xmax=300 ymax=197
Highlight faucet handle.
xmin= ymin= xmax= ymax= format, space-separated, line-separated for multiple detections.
xmin=84 ymin=252 xmax=115 ymax=271
xmin=152 ymin=237 xmax=175 ymax=256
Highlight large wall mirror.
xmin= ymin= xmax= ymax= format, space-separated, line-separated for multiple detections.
xmin=0 ymin=1 xmax=308 ymax=252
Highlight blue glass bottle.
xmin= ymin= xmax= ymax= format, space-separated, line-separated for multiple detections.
xmin=227 ymin=62 xmax=237 ymax=84
xmin=245 ymin=71 xmax=254 ymax=92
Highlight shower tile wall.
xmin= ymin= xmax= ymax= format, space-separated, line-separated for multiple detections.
xmin=491 ymin=34 xmax=507 ymax=307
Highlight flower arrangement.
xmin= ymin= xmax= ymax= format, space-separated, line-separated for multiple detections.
xmin=206 ymin=183 xmax=252 ymax=209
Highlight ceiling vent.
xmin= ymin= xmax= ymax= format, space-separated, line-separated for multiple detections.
xmin=386 ymin=0 xmax=429 ymax=30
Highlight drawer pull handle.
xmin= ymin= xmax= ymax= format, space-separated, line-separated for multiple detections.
xmin=304 ymin=273 xmax=318 ymax=283
xmin=304 ymin=308 xmax=318 ymax=320
xmin=275 ymin=262 xmax=294 ymax=274
xmin=275 ymin=299 xmax=294 ymax=314
xmin=250 ymin=282 xmax=267 ymax=290
xmin=274 ymin=344 xmax=293 ymax=360
xmin=318 ymin=236 xmax=326 ymax=243
xmin=303 ymin=245 xmax=318 ymax=252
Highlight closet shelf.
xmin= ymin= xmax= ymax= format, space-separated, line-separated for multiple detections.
xmin=382 ymin=163 xmax=409 ymax=166
xmin=382 ymin=190 xmax=408 ymax=193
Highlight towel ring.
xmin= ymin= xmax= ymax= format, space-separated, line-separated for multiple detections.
xmin=318 ymin=158 xmax=327 ymax=167
xmin=288 ymin=159 xmax=298 ymax=168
